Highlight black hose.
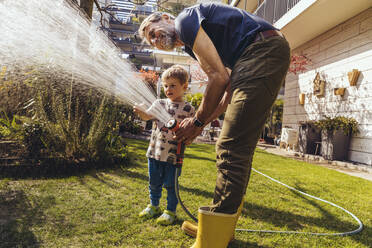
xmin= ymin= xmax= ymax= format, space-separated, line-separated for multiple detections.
xmin=175 ymin=167 xmax=198 ymax=223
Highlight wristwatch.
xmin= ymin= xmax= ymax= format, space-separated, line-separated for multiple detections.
xmin=193 ymin=117 xmax=204 ymax=127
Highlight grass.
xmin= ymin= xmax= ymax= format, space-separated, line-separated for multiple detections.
xmin=0 ymin=138 xmax=371 ymax=247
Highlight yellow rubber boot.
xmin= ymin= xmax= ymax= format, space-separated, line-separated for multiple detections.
xmin=182 ymin=200 xmax=244 ymax=241
xmin=190 ymin=207 xmax=237 ymax=248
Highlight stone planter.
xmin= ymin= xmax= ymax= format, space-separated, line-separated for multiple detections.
xmin=321 ymin=130 xmax=351 ymax=161
xmin=298 ymin=123 xmax=321 ymax=155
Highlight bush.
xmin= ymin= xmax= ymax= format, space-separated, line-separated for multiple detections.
xmin=314 ymin=116 xmax=359 ymax=135
xmin=0 ymin=67 xmax=132 ymax=167
xmin=185 ymin=93 xmax=203 ymax=110
xmin=0 ymin=111 xmax=23 ymax=140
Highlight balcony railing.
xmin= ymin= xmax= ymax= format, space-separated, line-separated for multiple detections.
xmin=254 ymin=0 xmax=302 ymax=24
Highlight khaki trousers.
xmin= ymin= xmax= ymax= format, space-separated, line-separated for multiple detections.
xmin=211 ymin=36 xmax=290 ymax=214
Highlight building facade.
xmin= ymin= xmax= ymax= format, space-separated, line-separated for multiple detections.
xmin=232 ymin=0 xmax=372 ymax=165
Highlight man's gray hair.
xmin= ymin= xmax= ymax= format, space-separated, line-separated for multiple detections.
xmin=138 ymin=12 xmax=175 ymax=43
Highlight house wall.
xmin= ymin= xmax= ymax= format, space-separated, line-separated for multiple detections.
xmin=283 ymin=8 xmax=372 ymax=165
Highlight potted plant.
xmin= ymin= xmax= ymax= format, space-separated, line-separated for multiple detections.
xmin=314 ymin=116 xmax=359 ymax=161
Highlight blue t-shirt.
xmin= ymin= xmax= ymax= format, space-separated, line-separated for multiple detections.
xmin=175 ymin=3 xmax=276 ymax=69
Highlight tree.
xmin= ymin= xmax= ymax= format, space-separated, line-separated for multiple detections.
xmin=80 ymin=0 xmax=94 ymax=19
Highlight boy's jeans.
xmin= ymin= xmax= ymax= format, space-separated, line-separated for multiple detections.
xmin=148 ymin=158 xmax=181 ymax=212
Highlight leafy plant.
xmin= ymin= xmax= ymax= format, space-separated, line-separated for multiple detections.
xmin=0 ymin=111 xmax=22 ymax=140
xmin=2 ymin=67 xmax=131 ymax=165
xmin=265 ymin=99 xmax=284 ymax=136
xmin=22 ymin=122 xmax=45 ymax=159
xmin=185 ymin=93 xmax=203 ymax=110
xmin=314 ymin=116 xmax=359 ymax=135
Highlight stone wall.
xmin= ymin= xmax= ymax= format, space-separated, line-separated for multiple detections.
xmin=283 ymin=8 xmax=372 ymax=165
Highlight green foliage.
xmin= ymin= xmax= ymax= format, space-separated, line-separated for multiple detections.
xmin=22 ymin=122 xmax=45 ymax=159
xmin=1 ymin=67 xmax=131 ymax=166
xmin=185 ymin=93 xmax=203 ymax=110
xmin=314 ymin=116 xmax=359 ymax=135
xmin=265 ymin=99 xmax=284 ymax=136
xmin=0 ymin=111 xmax=22 ymax=140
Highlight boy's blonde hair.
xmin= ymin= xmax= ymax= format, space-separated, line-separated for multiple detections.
xmin=161 ymin=65 xmax=189 ymax=85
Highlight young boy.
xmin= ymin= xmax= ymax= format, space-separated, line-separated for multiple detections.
xmin=134 ymin=65 xmax=195 ymax=225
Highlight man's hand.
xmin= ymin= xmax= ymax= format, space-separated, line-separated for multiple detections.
xmin=174 ymin=117 xmax=203 ymax=145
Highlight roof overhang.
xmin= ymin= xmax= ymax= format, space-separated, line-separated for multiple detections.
xmin=273 ymin=0 xmax=372 ymax=49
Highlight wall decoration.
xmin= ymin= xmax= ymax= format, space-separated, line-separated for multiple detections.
xmin=334 ymin=88 xmax=346 ymax=97
xmin=299 ymin=93 xmax=305 ymax=105
xmin=313 ymin=72 xmax=325 ymax=97
xmin=348 ymin=69 xmax=360 ymax=86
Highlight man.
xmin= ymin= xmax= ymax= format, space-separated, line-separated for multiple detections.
xmin=139 ymin=3 xmax=290 ymax=248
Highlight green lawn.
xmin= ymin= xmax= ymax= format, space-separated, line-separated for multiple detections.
xmin=0 ymin=138 xmax=371 ymax=248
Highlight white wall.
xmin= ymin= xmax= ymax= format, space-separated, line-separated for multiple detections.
xmin=283 ymin=8 xmax=372 ymax=165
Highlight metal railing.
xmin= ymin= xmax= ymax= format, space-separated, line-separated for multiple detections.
xmin=254 ymin=0 xmax=302 ymax=24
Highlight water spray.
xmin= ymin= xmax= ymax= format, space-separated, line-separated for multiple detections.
xmin=0 ymin=0 xmax=171 ymax=124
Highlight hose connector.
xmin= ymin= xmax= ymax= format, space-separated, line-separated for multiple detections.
xmin=165 ymin=118 xmax=184 ymax=168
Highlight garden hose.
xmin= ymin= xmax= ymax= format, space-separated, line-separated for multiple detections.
xmin=165 ymin=118 xmax=198 ymax=223
xmin=166 ymin=118 xmax=363 ymax=236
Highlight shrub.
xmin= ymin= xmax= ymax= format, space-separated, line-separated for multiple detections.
xmin=1 ymin=67 xmax=132 ymax=167
xmin=0 ymin=111 xmax=23 ymax=140
xmin=185 ymin=93 xmax=203 ymax=110
xmin=314 ymin=116 xmax=359 ymax=135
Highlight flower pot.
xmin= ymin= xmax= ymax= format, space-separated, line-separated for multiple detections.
xmin=298 ymin=123 xmax=321 ymax=154
xmin=321 ymin=129 xmax=351 ymax=161
xmin=348 ymin=69 xmax=360 ymax=86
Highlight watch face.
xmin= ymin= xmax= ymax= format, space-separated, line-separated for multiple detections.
xmin=193 ymin=118 xmax=203 ymax=127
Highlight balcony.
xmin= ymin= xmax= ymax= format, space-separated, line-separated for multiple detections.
xmin=248 ymin=0 xmax=371 ymax=49
xmin=254 ymin=0 xmax=302 ymax=24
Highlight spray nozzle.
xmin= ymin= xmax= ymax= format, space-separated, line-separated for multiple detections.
xmin=165 ymin=118 xmax=178 ymax=131
xmin=165 ymin=118 xmax=184 ymax=167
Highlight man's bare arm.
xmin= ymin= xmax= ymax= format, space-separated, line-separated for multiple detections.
xmin=192 ymin=27 xmax=230 ymax=124
xmin=174 ymin=28 xmax=230 ymax=144
xmin=204 ymin=83 xmax=231 ymax=125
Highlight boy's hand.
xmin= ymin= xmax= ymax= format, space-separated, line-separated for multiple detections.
xmin=133 ymin=104 xmax=152 ymax=121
